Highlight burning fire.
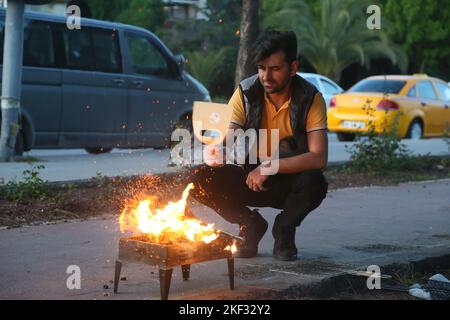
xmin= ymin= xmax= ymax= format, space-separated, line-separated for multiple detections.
xmin=224 ymin=242 xmax=238 ymax=254
xmin=119 ymin=183 xmax=220 ymax=244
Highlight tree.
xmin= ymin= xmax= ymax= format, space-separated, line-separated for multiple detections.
xmin=234 ymin=0 xmax=259 ymax=87
xmin=185 ymin=48 xmax=229 ymax=90
xmin=87 ymin=0 xmax=166 ymax=33
xmin=383 ymin=0 xmax=450 ymax=79
xmin=263 ymin=0 xmax=407 ymax=82
xmin=66 ymin=0 xmax=92 ymax=18
xmin=86 ymin=0 xmax=129 ymax=22
xmin=116 ymin=0 xmax=166 ymax=33
xmin=159 ymin=0 xmax=242 ymax=98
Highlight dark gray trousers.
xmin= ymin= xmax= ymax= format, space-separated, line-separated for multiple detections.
xmin=189 ymin=164 xmax=328 ymax=232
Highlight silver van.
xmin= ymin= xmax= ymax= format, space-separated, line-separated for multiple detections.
xmin=0 ymin=9 xmax=210 ymax=155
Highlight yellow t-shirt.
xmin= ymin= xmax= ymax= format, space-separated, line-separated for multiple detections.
xmin=228 ymin=88 xmax=327 ymax=157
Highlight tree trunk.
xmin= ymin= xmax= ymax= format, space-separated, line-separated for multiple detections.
xmin=419 ymin=60 xmax=426 ymax=73
xmin=234 ymin=0 xmax=259 ymax=89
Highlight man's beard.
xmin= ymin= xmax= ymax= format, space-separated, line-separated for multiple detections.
xmin=261 ymin=76 xmax=292 ymax=94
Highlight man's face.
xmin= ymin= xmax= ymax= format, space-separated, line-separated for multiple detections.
xmin=257 ymin=50 xmax=298 ymax=94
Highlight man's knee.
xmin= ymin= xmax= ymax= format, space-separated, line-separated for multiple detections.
xmin=189 ymin=164 xmax=246 ymax=200
xmin=292 ymin=170 xmax=328 ymax=200
xmin=190 ymin=164 xmax=213 ymax=185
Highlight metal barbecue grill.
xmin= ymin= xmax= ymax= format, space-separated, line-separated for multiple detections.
xmin=113 ymin=232 xmax=239 ymax=300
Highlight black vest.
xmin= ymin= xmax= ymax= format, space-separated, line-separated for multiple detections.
xmin=239 ymin=74 xmax=319 ymax=157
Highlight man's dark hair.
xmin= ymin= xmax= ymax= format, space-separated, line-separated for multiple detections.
xmin=252 ymin=30 xmax=298 ymax=65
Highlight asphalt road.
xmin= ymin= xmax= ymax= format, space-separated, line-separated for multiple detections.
xmin=1 ymin=134 xmax=449 ymax=183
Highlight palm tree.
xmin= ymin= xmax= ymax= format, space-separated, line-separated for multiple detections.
xmin=263 ymin=0 xmax=407 ymax=82
xmin=185 ymin=48 xmax=229 ymax=91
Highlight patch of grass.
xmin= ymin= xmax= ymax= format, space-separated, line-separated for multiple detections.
xmin=88 ymin=171 xmax=114 ymax=188
xmin=0 ymin=164 xmax=49 ymax=202
xmin=391 ymin=265 xmax=428 ymax=287
xmin=326 ymin=156 xmax=450 ymax=190
xmin=389 ymin=172 xmax=438 ymax=183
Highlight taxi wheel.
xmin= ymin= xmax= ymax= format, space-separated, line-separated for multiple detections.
xmin=406 ymin=120 xmax=423 ymax=140
xmin=337 ymin=133 xmax=356 ymax=142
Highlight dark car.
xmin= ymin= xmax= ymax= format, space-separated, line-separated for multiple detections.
xmin=0 ymin=9 xmax=211 ymax=155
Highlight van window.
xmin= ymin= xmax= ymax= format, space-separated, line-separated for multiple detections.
xmin=417 ymin=81 xmax=437 ymax=100
xmin=92 ymin=28 xmax=121 ymax=73
xmin=126 ymin=33 xmax=169 ymax=77
xmin=23 ymin=21 xmax=55 ymax=67
xmin=63 ymin=28 xmax=95 ymax=70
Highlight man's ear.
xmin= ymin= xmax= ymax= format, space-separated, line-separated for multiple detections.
xmin=290 ymin=60 xmax=299 ymax=77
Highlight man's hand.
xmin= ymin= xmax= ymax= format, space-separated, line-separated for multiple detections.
xmin=203 ymin=144 xmax=225 ymax=167
xmin=246 ymin=165 xmax=269 ymax=192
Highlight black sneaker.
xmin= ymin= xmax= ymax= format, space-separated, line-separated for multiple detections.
xmin=273 ymin=247 xmax=297 ymax=261
xmin=272 ymin=220 xmax=297 ymax=261
xmin=236 ymin=210 xmax=268 ymax=258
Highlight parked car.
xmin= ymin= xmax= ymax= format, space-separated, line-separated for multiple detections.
xmin=328 ymin=74 xmax=450 ymax=142
xmin=297 ymin=72 xmax=344 ymax=108
xmin=0 ymin=9 xmax=211 ymax=155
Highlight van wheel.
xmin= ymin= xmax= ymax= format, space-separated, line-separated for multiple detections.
xmin=85 ymin=147 xmax=112 ymax=154
xmin=337 ymin=133 xmax=356 ymax=142
xmin=406 ymin=120 xmax=423 ymax=140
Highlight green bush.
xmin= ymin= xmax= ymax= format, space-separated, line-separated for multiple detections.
xmin=344 ymin=98 xmax=412 ymax=175
xmin=444 ymin=123 xmax=450 ymax=154
xmin=345 ymin=134 xmax=411 ymax=175
xmin=0 ymin=164 xmax=49 ymax=202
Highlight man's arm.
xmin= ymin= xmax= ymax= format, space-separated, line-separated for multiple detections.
xmin=246 ymin=130 xmax=328 ymax=192
xmin=276 ymin=129 xmax=328 ymax=174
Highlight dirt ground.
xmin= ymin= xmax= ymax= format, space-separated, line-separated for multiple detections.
xmin=1 ymin=163 xmax=449 ymax=228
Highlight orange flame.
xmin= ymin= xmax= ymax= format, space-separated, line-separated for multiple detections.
xmin=119 ymin=183 xmax=219 ymax=244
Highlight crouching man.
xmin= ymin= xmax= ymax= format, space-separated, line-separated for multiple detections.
xmin=189 ymin=30 xmax=329 ymax=261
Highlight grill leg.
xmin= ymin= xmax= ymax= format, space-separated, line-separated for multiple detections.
xmin=113 ymin=260 xmax=122 ymax=294
xmin=159 ymin=268 xmax=173 ymax=300
xmin=227 ymin=258 xmax=234 ymax=290
xmin=181 ymin=265 xmax=191 ymax=281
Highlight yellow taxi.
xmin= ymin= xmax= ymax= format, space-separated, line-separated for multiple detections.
xmin=328 ymin=75 xmax=450 ymax=141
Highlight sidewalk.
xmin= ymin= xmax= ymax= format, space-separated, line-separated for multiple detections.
xmin=1 ymin=179 xmax=449 ymax=299
xmin=1 ymin=137 xmax=449 ymax=183
xmin=0 ymin=148 xmax=178 ymax=184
